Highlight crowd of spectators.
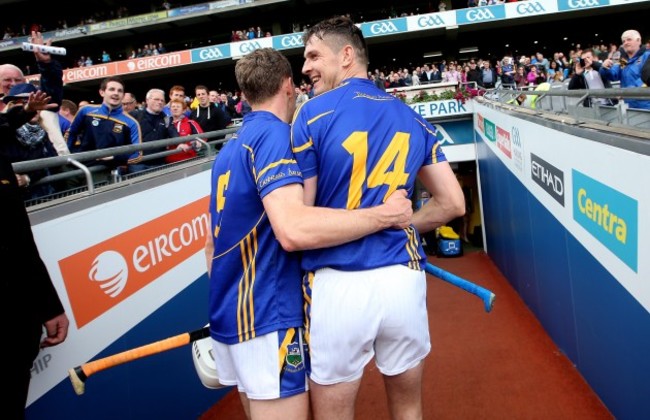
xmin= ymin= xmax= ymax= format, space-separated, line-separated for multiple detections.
xmin=1 ymin=4 xmax=648 ymax=202
xmin=5 ymin=1 xmax=540 ymax=76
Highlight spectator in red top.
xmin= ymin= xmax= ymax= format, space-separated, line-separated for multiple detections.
xmin=166 ymin=98 xmax=203 ymax=163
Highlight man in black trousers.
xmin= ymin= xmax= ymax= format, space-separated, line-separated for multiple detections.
xmin=1 ymin=89 xmax=69 ymax=419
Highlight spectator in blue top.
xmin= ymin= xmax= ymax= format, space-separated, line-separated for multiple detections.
xmin=65 ymin=76 xmax=142 ymax=184
xmin=600 ymin=29 xmax=650 ymax=110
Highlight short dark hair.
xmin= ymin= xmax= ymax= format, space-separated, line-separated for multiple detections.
xmin=100 ymin=76 xmax=124 ymax=91
xmin=60 ymin=99 xmax=78 ymax=115
xmin=302 ymin=15 xmax=369 ymax=66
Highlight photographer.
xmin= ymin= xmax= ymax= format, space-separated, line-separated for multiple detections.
xmin=569 ymin=48 xmax=616 ymax=107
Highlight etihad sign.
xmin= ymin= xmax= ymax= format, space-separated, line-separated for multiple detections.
xmin=59 ymin=197 xmax=209 ymax=328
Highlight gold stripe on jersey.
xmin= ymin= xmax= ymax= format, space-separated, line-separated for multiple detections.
xmin=291 ymin=138 xmax=313 ymax=154
xmin=237 ymin=228 xmax=259 ymax=342
xmin=432 ymin=142 xmax=442 ymax=164
xmin=307 ymin=110 xmax=334 ymax=126
xmin=256 ymin=158 xmax=298 ymax=182
xmin=290 ymin=110 xmax=333 ymax=154
xmin=403 ymin=226 xmax=421 ymax=271
xmin=278 ymin=328 xmax=296 ymax=371
xmin=303 ymin=272 xmax=314 ymax=347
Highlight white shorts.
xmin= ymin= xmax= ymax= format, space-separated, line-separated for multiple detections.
xmin=211 ymin=327 xmax=309 ymax=399
xmin=305 ymin=264 xmax=430 ymax=385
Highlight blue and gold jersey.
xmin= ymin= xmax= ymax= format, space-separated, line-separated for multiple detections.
xmin=291 ymin=78 xmax=447 ymax=272
xmin=65 ymin=103 xmax=142 ymax=165
xmin=208 ymin=111 xmax=304 ymax=345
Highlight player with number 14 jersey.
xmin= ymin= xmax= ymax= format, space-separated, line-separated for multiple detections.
xmin=291 ymin=77 xmax=447 ymax=272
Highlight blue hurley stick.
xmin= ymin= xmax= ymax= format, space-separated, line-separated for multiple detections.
xmin=425 ymin=262 xmax=495 ymax=313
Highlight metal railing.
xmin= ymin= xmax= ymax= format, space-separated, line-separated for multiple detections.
xmin=476 ymin=86 xmax=650 ymax=137
xmin=13 ymin=126 xmax=239 ymax=207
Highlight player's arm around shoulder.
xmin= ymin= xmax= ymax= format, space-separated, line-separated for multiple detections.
xmin=412 ymin=162 xmax=466 ymax=234
xmin=262 ymin=183 xmax=413 ymax=252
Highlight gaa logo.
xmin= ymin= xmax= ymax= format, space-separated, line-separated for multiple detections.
xmin=558 ymin=0 xmax=603 ymax=10
xmin=198 ymin=47 xmax=224 ymax=60
xmin=511 ymin=126 xmax=522 ymax=147
xmin=369 ymin=21 xmax=399 ymax=35
xmin=515 ymin=2 xmax=545 ymax=15
xmin=279 ymin=34 xmax=303 ymax=48
xmin=568 ymin=0 xmax=601 ymax=8
xmin=417 ymin=15 xmax=446 ymax=28
xmin=465 ymin=8 xmax=496 ymax=22
xmin=238 ymin=41 xmax=262 ymax=54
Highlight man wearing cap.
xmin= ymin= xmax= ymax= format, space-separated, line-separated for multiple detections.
xmin=0 ymin=31 xmax=62 ymax=112
xmin=2 ymin=83 xmax=61 ymax=199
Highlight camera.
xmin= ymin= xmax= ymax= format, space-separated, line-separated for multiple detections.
xmin=578 ymin=58 xmax=586 ymax=67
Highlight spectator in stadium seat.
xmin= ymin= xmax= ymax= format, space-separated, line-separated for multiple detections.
xmin=480 ymin=60 xmax=497 ymax=89
xmin=235 ymin=91 xmax=252 ymax=116
xmin=190 ymin=85 xmax=231 ymax=134
xmin=513 ymin=65 xmax=528 ymax=88
xmin=0 ymin=63 xmax=25 ymax=112
xmin=600 ymin=29 xmax=650 ymax=110
xmin=128 ymin=88 xmax=179 ymax=173
xmin=466 ymin=60 xmax=482 ymax=87
xmin=166 ymin=98 xmax=203 ymax=164
xmin=121 ymin=92 xmax=138 ymax=114
xmin=429 ymin=64 xmax=443 ymax=83
xmin=163 ymin=84 xmax=190 ymax=117
xmin=65 ymin=76 xmax=142 ymax=184
xmin=569 ymin=48 xmax=616 ymax=107
xmin=2 ymin=83 xmax=60 ymax=199
xmin=58 ymin=99 xmax=78 ymax=135
xmin=209 ymin=90 xmax=219 ymax=104
xmin=2 ymin=31 xmax=68 ymax=197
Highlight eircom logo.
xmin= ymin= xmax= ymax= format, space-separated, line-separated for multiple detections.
xmin=59 ymin=197 xmax=210 ymax=328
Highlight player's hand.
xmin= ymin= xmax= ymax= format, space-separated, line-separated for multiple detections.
xmin=383 ymin=189 xmax=413 ymax=229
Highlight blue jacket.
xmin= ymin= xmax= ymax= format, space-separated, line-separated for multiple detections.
xmin=66 ymin=103 xmax=142 ymax=165
xmin=599 ymin=47 xmax=650 ymax=110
